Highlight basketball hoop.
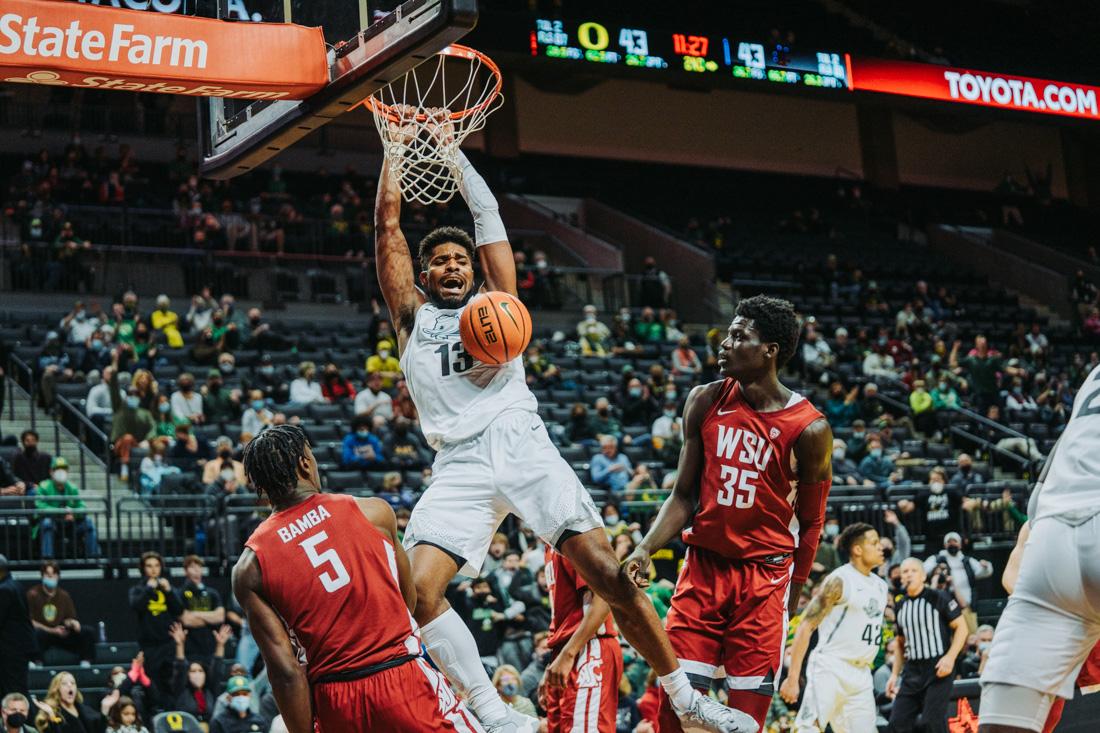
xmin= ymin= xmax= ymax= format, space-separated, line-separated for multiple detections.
xmin=364 ymin=45 xmax=503 ymax=204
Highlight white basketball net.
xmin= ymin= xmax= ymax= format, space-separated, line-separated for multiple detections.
xmin=368 ymin=45 xmax=503 ymax=205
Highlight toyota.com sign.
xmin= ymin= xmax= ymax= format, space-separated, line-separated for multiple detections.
xmin=850 ymin=57 xmax=1100 ymax=120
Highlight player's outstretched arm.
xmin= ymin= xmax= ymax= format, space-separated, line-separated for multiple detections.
xmin=455 ymin=151 xmax=517 ymax=296
xmin=544 ymin=590 xmax=612 ymax=689
xmin=375 ymin=159 xmax=425 ymax=353
xmin=789 ymin=417 xmax=834 ymax=608
xmin=779 ymin=574 xmax=844 ymax=704
xmin=625 ymin=383 xmax=718 ymax=586
xmin=355 ymin=497 xmax=417 ymax=613
xmin=232 ymin=550 xmax=312 ymax=733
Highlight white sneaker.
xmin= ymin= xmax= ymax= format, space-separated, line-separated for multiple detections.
xmin=483 ymin=706 xmax=539 ymax=733
xmin=673 ymin=691 xmax=758 ymax=733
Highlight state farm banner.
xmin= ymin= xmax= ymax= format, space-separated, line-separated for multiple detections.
xmin=849 ymin=57 xmax=1100 ymax=120
xmin=0 ymin=0 xmax=327 ymax=99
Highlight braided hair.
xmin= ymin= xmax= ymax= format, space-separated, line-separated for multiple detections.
xmin=242 ymin=424 xmax=311 ymax=507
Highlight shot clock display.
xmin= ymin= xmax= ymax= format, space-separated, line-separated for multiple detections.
xmin=531 ymin=18 xmax=850 ymax=90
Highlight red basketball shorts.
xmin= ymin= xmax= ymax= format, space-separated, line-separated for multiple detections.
xmin=1043 ymin=641 xmax=1100 ymax=733
xmin=658 ymin=545 xmax=792 ymax=732
xmin=545 ymin=637 xmax=623 ymax=733
xmin=313 ymin=657 xmax=483 ymax=732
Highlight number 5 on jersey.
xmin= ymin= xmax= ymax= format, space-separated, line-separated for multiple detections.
xmin=717 ymin=465 xmax=758 ymax=508
xmin=301 ymin=531 xmax=351 ymax=593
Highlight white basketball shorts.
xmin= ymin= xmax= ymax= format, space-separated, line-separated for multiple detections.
xmin=403 ymin=409 xmax=603 ymax=576
xmin=794 ymin=652 xmax=876 ymax=733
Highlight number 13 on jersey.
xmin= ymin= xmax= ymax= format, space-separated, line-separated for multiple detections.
xmin=717 ymin=464 xmax=758 ymax=508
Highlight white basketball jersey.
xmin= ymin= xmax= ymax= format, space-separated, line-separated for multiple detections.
xmin=813 ymin=564 xmax=889 ymax=666
xmin=399 ymin=302 xmax=537 ymax=450
xmin=1034 ymin=363 xmax=1100 ymax=521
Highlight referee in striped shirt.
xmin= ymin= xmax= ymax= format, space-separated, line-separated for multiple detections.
xmin=886 ymin=557 xmax=969 ymax=733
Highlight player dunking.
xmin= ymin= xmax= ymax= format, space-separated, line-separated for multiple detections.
xmin=979 ymin=361 xmax=1100 ymax=733
xmin=231 ymin=425 xmax=481 ymax=733
xmin=625 ymin=296 xmax=833 ymax=731
xmin=375 ymin=131 xmax=752 ymax=733
xmin=542 ymin=546 xmax=623 ymax=733
xmin=780 ymin=522 xmax=888 ymax=732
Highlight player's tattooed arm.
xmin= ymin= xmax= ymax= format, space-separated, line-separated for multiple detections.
xmin=375 ymin=158 xmax=425 ymax=354
xmin=625 ymin=381 xmax=721 ymax=587
xmin=779 ymin=573 xmax=844 ymax=704
xmin=232 ymin=550 xmax=313 ymax=733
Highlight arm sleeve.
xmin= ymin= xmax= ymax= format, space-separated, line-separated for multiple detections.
xmin=791 ymin=479 xmax=829 ymax=584
xmin=893 ymin=522 xmax=911 ymax=562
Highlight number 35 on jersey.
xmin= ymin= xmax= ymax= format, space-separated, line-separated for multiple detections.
xmin=714 ymin=424 xmax=775 ymax=509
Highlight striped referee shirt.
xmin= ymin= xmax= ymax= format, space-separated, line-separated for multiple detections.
xmin=895 ymin=587 xmax=961 ymax=661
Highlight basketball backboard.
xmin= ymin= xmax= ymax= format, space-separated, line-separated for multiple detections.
xmin=199 ymin=0 xmax=477 ymax=179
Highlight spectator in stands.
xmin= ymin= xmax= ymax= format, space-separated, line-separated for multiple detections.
xmin=86 ymin=367 xmax=117 ymax=421
xmin=1025 ymin=322 xmax=1049 ymax=357
xmin=202 ymin=369 xmax=240 ymax=425
xmin=638 ymin=256 xmax=672 ymax=309
xmin=169 ymin=621 xmax=231 ymax=726
xmin=669 ymin=336 xmax=702 ymax=377
xmin=930 ymin=377 xmax=960 ymax=412
xmin=202 ymin=437 xmax=246 ymax=486
xmin=1 ymin=554 xmax=34 ymax=699
xmin=800 ymin=326 xmax=834 ymax=383
xmin=458 ymin=576 xmax=508 ymax=667
xmin=130 ymin=369 xmax=159 ymax=413
xmin=186 ymin=293 xmax=216 ymax=334
xmin=898 ymin=467 xmax=970 ymax=552
xmin=210 ymin=675 xmax=266 ymax=733
xmin=1005 ymin=379 xmax=1039 ymax=414
xmin=243 ymin=309 xmax=279 ymax=352
xmin=577 ymin=305 xmax=610 ymax=357
xmin=857 ymin=437 xmax=894 ymax=486
xmin=150 ymin=295 xmax=183 ymax=349
xmin=169 ymin=373 xmax=203 ymax=425
xmin=353 ymin=372 xmax=393 ymax=419
xmin=12 ymin=430 xmax=51 ymax=488
xmin=831 ymin=439 xmax=868 ymax=486
xmin=650 ymin=400 xmax=680 ymax=449
xmin=341 ymin=416 xmax=384 ymax=469
xmin=139 ymin=438 xmax=179 ymax=496
xmin=59 ymin=302 xmax=101 ymax=346
xmin=320 ymin=363 xmax=356 ymax=404
xmin=27 ymin=561 xmax=95 ymax=667
xmin=625 ymin=463 xmax=660 ymax=502
xmin=862 ymin=344 xmax=897 ymax=380
xmin=590 ymin=435 xmax=632 ymax=495
xmin=384 ymin=417 xmax=431 ymax=468
xmin=950 ymin=336 xmax=1021 ymax=411
xmin=179 ymin=556 xmax=226 ymax=663
xmin=590 ymin=397 xmax=625 ymax=443
xmin=923 ymin=533 xmax=992 ymax=628
xmin=2 ymin=692 xmax=33 ymax=733
xmin=566 ymin=404 xmax=597 ymax=447
xmin=169 ymin=422 xmax=210 ymax=472
xmin=365 ymin=341 xmax=402 ymax=389
xmin=983 ymin=406 xmax=1044 ymax=462
xmin=103 ymin=695 xmax=148 ymax=733
xmin=822 ymin=381 xmax=859 ymax=428
xmin=523 ymin=344 xmax=561 ymax=389
xmin=391 ymin=381 xmax=419 ymax=423
xmin=130 ymin=551 xmax=183 ymax=699
xmin=492 ymin=665 xmax=536 ymax=718
xmin=619 ymin=378 xmax=658 ymax=428
xmin=859 ymin=383 xmax=885 ymax=424
xmin=240 ymin=391 xmax=272 ymax=438
xmin=31 ymin=671 xmax=102 ymax=733
xmin=0 ymin=446 xmax=27 ymax=497
xmin=633 ymin=307 xmax=665 ymax=343
xmin=831 ymin=327 xmax=860 ymax=368
xmin=109 ymin=356 xmax=156 ymax=482
xmin=288 ymin=362 xmax=324 ymax=405
xmin=949 ymin=453 xmax=985 ymax=490
xmin=909 ymin=380 xmax=937 ymax=436
xmin=78 ymin=329 xmax=114 ymax=375
xmin=35 ymin=458 xmax=100 ymax=559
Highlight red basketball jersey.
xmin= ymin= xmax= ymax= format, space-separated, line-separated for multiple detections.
xmin=545 ymin=547 xmax=616 ymax=650
xmin=683 ymin=379 xmax=825 ymax=560
xmin=245 ymin=493 xmax=420 ymax=682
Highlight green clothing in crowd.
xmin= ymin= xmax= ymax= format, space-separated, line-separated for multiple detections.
xmin=33 ymin=479 xmax=85 ymax=538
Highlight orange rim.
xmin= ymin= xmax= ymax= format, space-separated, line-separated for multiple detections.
xmin=367 ymin=44 xmax=502 ymax=123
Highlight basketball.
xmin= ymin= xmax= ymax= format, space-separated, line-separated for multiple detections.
xmin=460 ymin=291 xmax=532 ymax=365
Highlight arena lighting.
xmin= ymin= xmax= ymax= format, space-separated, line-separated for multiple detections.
xmin=849 ymin=58 xmax=1100 ymax=121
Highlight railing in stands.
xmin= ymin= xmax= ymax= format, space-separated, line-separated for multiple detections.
xmin=6 ymin=352 xmax=37 ymax=433
xmin=0 ymin=497 xmax=110 ymax=567
xmin=55 ymin=394 xmax=114 ymax=514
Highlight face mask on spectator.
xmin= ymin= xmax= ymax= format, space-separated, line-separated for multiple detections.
xmin=832 ymin=449 xmax=845 ymax=461
xmin=500 ymin=682 xmax=519 ymax=697
xmin=126 ymin=396 xmax=140 ymax=409
xmin=825 ymin=523 xmax=839 ymax=538
xmin=229 ymin=696 xmax=251 ymax=713
xmin=664 ymin=409 xmax=676 ymax=418
xmin=52 ymin=470 xmax=67 ymax=483
xmin=179 ymin=381 xmax=194 ymax=392
xmin=159 ymin=402 xmax=170 ymax=414
xmin=869 ymin=448 xmax=882 ymax=459
xmin=220 ymin=469 xmax=235 ymax=482
xmin=259 ymin=366 xmax=275 ymax=378
xmin=930 ymin=481 xmax=945 ymax=494
xmin=251 ymin=400 xmax=265 ymax=411
xmin=7 ymin=713 xmax=27 ymax=728
xmin=628 ymin=387 xmax=642 ymax=398
xmin=946 ymin=544 xmax=961 ymax=556
xmin=379 ymin=350 xmax=391 ymax=360
xmin=356 ymin=430 xmax=370 ymax=439
xmin=597 ymin=406 xmax=609 ymax=416
xmin=585 ymin=314 xmax=596 ymax=322
xmin=604 ymin=514 xmax=619 ymax=526
xmin=42 ymin=576 xmax=59 ymax=590
xmin=666 ymin=390 xmax=677 ymax=400
xmin=92 ymin=339 xmax=104 ymax=350
xmin=938 ymin=382 xmax=948 ymax=391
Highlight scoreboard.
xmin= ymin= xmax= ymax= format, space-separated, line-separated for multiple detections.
xmin=531 ymin=18 xmax=851 ymax=90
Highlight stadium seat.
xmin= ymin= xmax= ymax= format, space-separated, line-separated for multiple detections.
xmin=325 ymin=471 xmax=365 ymax=492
